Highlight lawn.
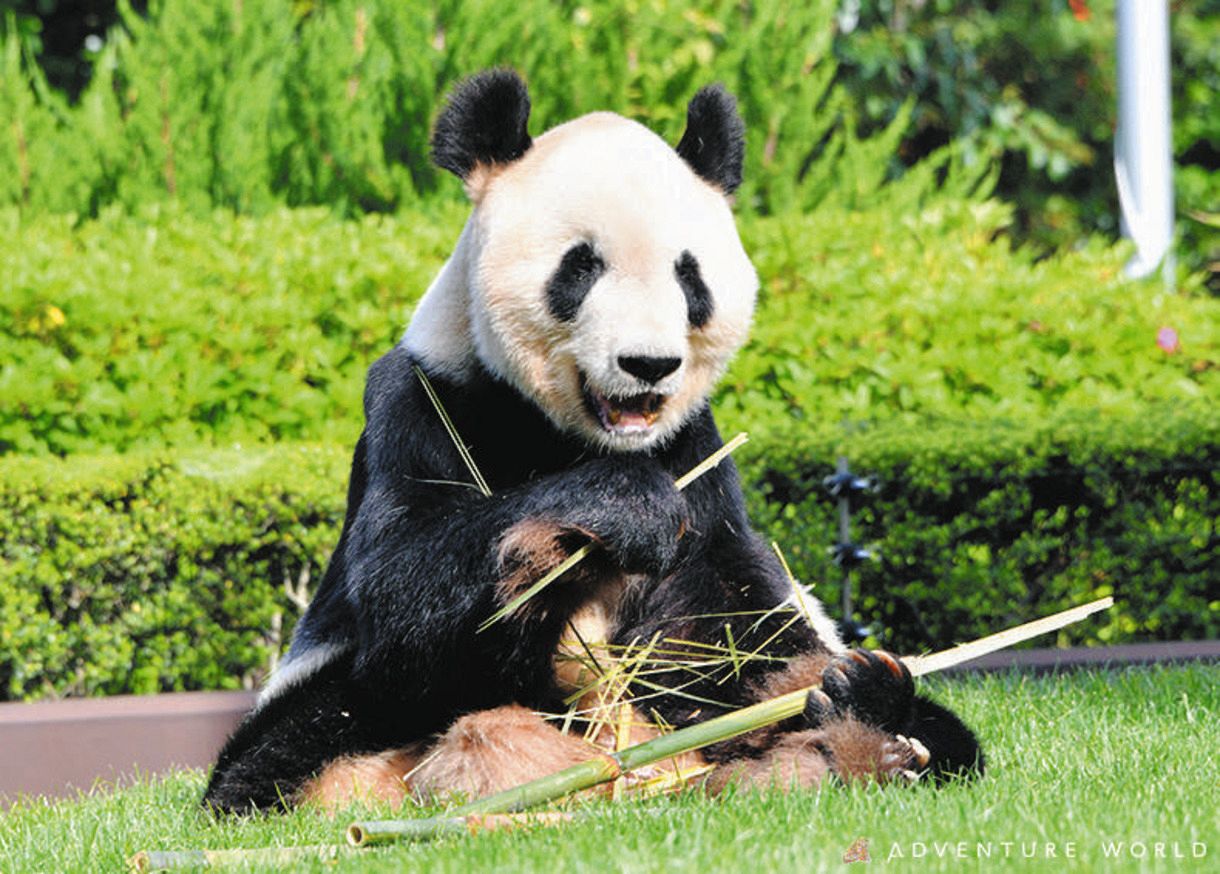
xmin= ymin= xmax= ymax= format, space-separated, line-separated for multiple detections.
xmin=2 ymin=665 xmax=1216 ymax=873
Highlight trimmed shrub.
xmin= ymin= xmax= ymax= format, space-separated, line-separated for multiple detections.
xmin=741 ymin=403 xmax=1219 ymax=654
xmin=0 ymin=446 xmax=348 ymax=700
xmin=4 ymin=199 xmax=1216 ymax=456
xmin=2 ymin=405 xmax=1215 ymax=701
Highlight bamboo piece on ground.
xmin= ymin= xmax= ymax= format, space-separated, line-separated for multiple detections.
xmin=348 ymin=597 xmax=1115 ymax=846
xmin=128 ymin=845 xmax=352 ymax=872
xmin=130 ymin=815 xmax=573 ymax=871
xmin=478 ymin=432 xmax=750 ymax=631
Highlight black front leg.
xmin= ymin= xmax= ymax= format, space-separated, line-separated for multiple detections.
xmin=343 ymin=452 xmax=690 ymax=704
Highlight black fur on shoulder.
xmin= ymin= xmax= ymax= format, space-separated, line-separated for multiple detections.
xmin=675 ymin=84 xmax=745 ymax=194
xmin=431 ymin=69 xmax=533 ymax=179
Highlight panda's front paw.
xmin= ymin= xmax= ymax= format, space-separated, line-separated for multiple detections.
xmin=570 ymin=457 xmax=688 ymax=577
xmin=818 ymin=650 xmax=914 ymax=733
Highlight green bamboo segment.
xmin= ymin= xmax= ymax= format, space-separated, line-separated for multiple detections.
xmin=346 ymin=689 xmax=808 ymax=846
xmin=455 ymin=757 xmax=622 ymax=816
xmin=348 ymin=759 xmax=620 ymax=846
xmin=614 ymin=689 xmax=807 ymax=771
xmin=128 ymin=845 xmax=351 ymax=872
xmin=347 ymin=812 xmax=576 ymax=847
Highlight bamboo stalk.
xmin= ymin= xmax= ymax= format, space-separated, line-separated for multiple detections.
xmin=128 ymin=845 xmax=351 ymax=872
xmin=348 ymin=597 xmax=1115 ymax=846
xmin=478 ymin=432 xmax=750 ymax=630
xmin=902 ymin=597 xmax=1114 ymax=676
xmin=130 ymin=816 xmax=575 ymax=870
xmin=347 ymin=812 xmax=576 ymax=847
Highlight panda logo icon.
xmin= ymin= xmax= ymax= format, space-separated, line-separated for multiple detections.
xmin=203 ymin=70 xmax=982 ymax=814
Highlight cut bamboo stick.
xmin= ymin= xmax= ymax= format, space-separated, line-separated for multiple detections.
xmin=128 ymin=845 xmax=352 ymax=872
xmin=347 ymin=811 xmax=576 ymax=847
xmin=903 ymin=596 xmax=1114 ymax=676
xmin=130 ymin=815 xmax=575 ymax=870
xmin=478 ymin=432 xmax=750 ymax=630
xmin=348 ymin=597 xmax=1115 ymax=846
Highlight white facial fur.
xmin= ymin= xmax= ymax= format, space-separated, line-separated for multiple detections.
xmin=405 ymin=112 xmax=758 ymax=451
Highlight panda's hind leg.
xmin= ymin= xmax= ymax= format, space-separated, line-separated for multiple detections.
xmin=809 ymin=650 xmax=984 ymax=782
xmin=299 ymin=747 xmax=423 ymax=810
xmin=405 ymin=704 xmax=612 ymax=803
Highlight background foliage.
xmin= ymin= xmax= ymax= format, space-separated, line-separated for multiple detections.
xmin=3 ymin=200 xmax=1215 ymax=456
xmin=0 ymin=0 xmax=1216 ymax=699
xmin=2 ymin=0 xmax=1216 ymax=280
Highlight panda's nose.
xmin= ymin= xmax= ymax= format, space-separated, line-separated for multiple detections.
xmin=618 ymin=355 xmax=682 ymax=385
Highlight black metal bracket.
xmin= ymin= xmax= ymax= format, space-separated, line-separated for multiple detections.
xmin=822 ymin=471 xmax=875 ymax=497
xmin=832 ymin=542 xmax=874 ymax=568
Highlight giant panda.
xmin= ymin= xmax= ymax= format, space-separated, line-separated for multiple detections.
xmin=203 ymin=70 xmax=983 ymax=814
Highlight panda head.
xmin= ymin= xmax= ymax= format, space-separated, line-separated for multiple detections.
xmin=412 ymin=69 xmax=757 ymax=452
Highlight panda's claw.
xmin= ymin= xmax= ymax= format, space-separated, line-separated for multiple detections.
xmin=847 ymin=650 xmax=872 ymax=668
xmin=874 ymin=650 xmax=905 ymax=680
xmin=804 ymin=688 xmax=839 ymax=727
xmin=877 ymin=735 xmax=927 ymax=784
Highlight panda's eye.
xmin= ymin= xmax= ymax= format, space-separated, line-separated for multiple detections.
xmin=675 ymin=250 xmax=714 ymax=329
xmin=546 ymin=242 xmax=605 ymax=322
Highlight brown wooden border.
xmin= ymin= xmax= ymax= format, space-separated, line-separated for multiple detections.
xmin=0 ymin=690 xmax=255 ymax=806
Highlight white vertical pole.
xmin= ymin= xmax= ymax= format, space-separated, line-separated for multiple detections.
xmin=1115 ymin=0 xmax=1175 ymax=282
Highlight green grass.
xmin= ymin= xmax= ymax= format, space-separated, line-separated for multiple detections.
xmin=2 ymin=665 xmax=1217 ymax=873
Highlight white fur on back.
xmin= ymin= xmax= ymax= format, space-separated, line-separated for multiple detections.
xmin=256 ymin=641 xmax=349 ymax=708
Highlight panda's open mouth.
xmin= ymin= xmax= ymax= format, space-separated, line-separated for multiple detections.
xmin=581 ymin=377 xmax=667 ymax=435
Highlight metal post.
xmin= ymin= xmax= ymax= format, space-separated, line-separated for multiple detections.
xmin=1115 ymin=0 xmax=1174 ymax=283
xmin=835 ymin=457 xmax=854 ymax=623
xmin=824 ymin=456 xmax=873 ymax=642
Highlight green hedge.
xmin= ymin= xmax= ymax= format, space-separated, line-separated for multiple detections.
xmin=5 ymin=198 xmax=1216 ymax=456
xmin=2 ymin=406 xmax=1215 ymax=701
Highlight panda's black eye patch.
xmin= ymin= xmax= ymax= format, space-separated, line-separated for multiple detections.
xmin=675 ymin=251 xmax=714 ymax=329
xmin=546 ymin=242 xmax=605 ymax=322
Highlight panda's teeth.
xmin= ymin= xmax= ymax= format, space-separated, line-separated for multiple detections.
xmin=607 ymin=407 xmax=622 ymax=426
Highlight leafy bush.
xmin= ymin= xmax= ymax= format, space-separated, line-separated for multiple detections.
xmin=0 ymin=0 xmax=920 ymax=218
xmin=2 ymin=407 xmax=1214 ymax=701
xmin=4 ymin=0 xmax=1215 ymax=278
xmin=717 ymin=195 xmax=1218 ymax=436
xmin=0 ymin=445 xmax=347 ymax=700
xmin=0 ymin=204 xmax=460 ymax=454
xmin=4 ymin=196 xmax=1216 ymax=455
xmin=829 ymin=0 xmax=1219 ymax=281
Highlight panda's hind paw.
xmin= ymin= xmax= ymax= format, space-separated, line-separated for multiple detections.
xmin=879 ymin=734 xmax=928 ymax=784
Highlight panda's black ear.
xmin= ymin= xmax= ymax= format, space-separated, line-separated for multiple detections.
xmin=675 ymin=84 xmax=745 ymax=195
xmin=431 ymin=69 xmax=533 ymax=179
